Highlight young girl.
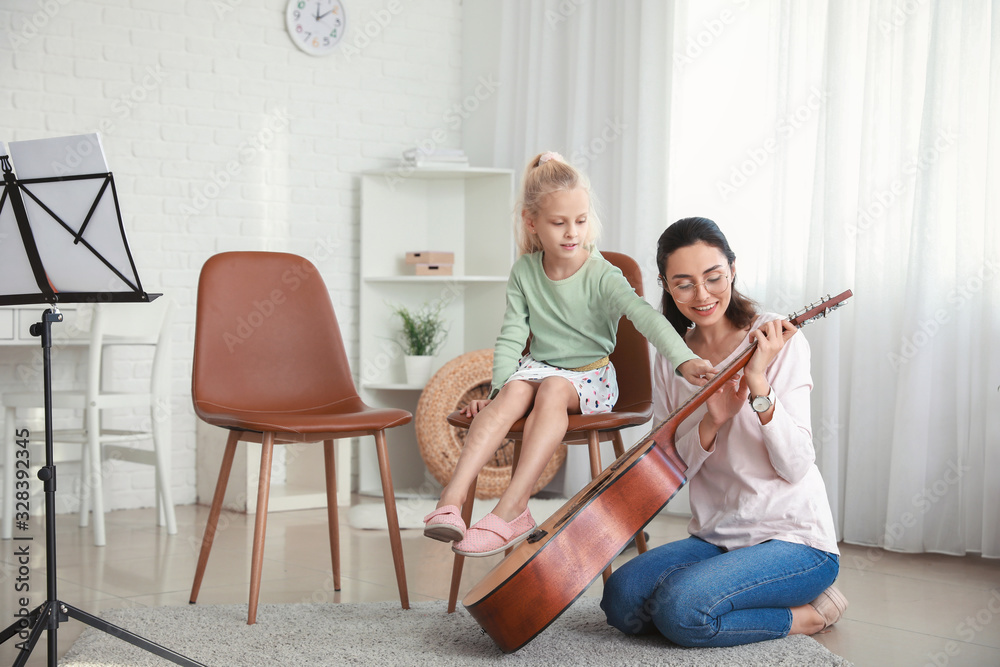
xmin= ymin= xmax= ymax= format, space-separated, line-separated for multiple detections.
xmin=423 ymin=152 xmax=714 ymax=557
xmin=601 ymin=217 xmax=846 ymax=646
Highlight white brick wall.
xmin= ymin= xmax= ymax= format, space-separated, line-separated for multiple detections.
xmin=0 ymin=0 xmax=464 ymax=513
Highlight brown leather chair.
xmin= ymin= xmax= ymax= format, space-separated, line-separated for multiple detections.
xmin=444 ymin=251 xmax=653 ymax=612
xmin=188 ymin=251 xmax=412 ymax=624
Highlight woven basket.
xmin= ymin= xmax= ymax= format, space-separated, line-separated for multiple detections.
xmin=415 ymin=349 xmax=566 ymax=499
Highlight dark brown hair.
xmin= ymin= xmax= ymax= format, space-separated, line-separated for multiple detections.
xmin=656 ymin=217 xmax=758 ymax=336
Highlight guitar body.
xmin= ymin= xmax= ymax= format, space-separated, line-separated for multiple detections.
xmin=463 ymin=422 xmax=685 ymax=653
xmin=462 ymin=290 xmax=853 ymax=653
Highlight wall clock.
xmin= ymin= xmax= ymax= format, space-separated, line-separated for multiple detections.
xmin=285 ymin=0 xmax=346 ymax=56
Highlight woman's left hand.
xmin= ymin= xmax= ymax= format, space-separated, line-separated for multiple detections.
xmin=744 ymin=319 xmax=797 ymax=380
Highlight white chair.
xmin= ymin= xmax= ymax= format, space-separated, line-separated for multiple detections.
xmin=2 ymin=298 xmax=177 ymax=546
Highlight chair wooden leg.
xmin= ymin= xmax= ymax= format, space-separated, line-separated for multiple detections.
xmin=78 ymin=409 xmax=91 ymax=530
xmin=247 ymin=432 xmax=275 ymax=625
xmin=1 ymin=407 xmax=15 ymax=540
xmin=323 ymin=440 xmax=341 ymax=592
xmin=78 ymin=413 xmax=95 ymax=530
xmin=152 ymin=402 xmax=178 ymax=535
xmin=374 ymin=430 xmax=409 ymax=610
xmin=190 ymin=430 xmax=239 ymax=605
xmin=87 ymin=406 xmax=106 ymax=547
xmin=611 ymin=431 xmax=625 ymax=459
xmin=611 ymin=431 xmax=648 ymax=554
xmin=587 ymin=431 xmax=603 ymax=480
xmin=586 ymin=431 xmax=613 ymax=583
xmin=156 ymin=472 xmax=163 ymax=527
xmin=447 ymin=475 xmax=479 ymax=613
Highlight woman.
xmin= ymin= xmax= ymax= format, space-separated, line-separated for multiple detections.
xmin=600 ymin=217 xmax=847 ymax=647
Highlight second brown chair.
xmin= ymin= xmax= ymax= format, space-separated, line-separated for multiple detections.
xmin=188 ymin=251 xmax=412 ymax=624
xmin=444 ymin=251 xmax=653 ymax=612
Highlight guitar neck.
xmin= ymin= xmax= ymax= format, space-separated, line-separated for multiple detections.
xmin=651 ymin=289 xmax=853 ymax=452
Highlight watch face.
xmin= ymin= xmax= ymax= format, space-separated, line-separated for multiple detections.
xmin=751 ymin=395 xmax=771 ymax=412
xmin=286 ymin=0 xmax=345 ymax=56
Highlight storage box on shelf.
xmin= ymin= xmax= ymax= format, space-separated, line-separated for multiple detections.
xmin=405 ymin=251 xmax=455 ymax=266
xmin=357 ymin=167 xmax=515 ymax=496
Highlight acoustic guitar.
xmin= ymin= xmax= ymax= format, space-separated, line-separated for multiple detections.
xmin=462 ymin=290 xmax=853 ymax=653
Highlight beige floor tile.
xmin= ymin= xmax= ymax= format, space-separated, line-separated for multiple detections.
xmin=814 ymin=618 xmax=1000 ymax=667
xmin=835 ymin=566 xmax=1000 ymax=648
xmin=839 ymin=542 xmax=1000 ymax=589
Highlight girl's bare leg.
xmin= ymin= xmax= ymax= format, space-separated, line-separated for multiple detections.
xmin=491 ymin=377 xmax=579 ymax=522
xmin=436 ymin=380 xmax=537 ymax=509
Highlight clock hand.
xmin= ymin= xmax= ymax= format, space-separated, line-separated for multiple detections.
xmin=314 ymin=3 xmax=322 ymax=21
xmin=316 ymin=10 xmax=333 ymax=20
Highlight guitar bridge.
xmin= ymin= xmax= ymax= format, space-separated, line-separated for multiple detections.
xmin=527 ymin=529 xmax=548 ymax=544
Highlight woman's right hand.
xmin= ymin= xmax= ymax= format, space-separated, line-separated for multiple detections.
xmin=705 ymin=373 xmax=749 ymax=428
xmin=697 ymin=374 xmax=747 ymax=450
xmin=461 ymin=398 xmax=492 ymax=418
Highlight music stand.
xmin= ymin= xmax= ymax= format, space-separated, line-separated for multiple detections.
xmin=0 ymin=140 xmax=203 ymax=666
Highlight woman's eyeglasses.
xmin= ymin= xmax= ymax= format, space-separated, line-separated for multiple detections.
xmin=660 ymin=271 xmax=731 ymax=304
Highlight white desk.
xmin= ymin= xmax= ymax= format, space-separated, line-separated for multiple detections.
xmin=0 ymin=306 xmax=87 ymax=346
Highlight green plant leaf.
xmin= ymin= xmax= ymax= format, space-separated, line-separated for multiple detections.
xmin=389 ymin=301 xmax=449 ymax=356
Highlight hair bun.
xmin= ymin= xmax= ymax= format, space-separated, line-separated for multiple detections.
xmin=538 ymin=151 xmax=564 ymax=166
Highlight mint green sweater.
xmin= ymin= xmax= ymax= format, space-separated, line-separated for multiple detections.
xmin=490 ymin=252 xmax=699 ymax=396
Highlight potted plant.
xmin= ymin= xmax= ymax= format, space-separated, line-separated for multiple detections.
xmin=390 ymin=301 xmax=448 ymax=385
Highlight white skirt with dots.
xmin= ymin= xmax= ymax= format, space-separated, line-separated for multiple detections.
xmin=503 ymin=353 xmax=619 ymax=415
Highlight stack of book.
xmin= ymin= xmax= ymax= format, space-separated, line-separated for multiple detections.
xmin=401 ymin=147 xmax=469 ymax=169
xmin=405 ymin=251 xmax=454 ymax=276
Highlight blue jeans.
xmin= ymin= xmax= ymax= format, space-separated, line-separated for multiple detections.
xmin=601 ymin=536 xmax=839 ymax=647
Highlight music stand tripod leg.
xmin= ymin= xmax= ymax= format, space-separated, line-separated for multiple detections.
xmin=0 ymin=310 xmax=206 ymax=667
xmin=63 ymin=603 xmax=204 ymax=666
xmin=0 ymin=600 xmax=53 ymax=667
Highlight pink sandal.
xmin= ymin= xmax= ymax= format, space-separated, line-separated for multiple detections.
xmin=809 ymin=585 xmax=849 ymax=630
xmin=423 ymin=505 xmax=466 ymax=542
xmin=452 ymin=508 xmax=536 ymax=557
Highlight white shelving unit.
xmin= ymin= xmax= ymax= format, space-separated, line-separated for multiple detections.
xmin=357 ymin=167 xmax=515 ymax=496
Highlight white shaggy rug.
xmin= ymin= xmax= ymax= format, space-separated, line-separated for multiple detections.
xmin=60 ymin=597 xmax=853 ymax=666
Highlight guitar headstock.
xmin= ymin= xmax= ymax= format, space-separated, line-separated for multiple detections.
xmin=788 ymin=289 xmax=853 ymax=328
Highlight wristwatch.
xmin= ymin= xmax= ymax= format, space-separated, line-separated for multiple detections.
xmin=749 ymin=386 xmax=776 ymax=413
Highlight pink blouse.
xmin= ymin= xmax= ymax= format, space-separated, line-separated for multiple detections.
xmin=653 ymin=313 xmax=840 ymax=555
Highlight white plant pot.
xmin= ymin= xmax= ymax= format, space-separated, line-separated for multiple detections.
xmin=404 ymin=355 xmax=434 ymax=386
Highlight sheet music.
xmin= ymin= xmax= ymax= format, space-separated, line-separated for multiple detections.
xmin=0 ymin=139 xmax=45 ymax=297
xmin=8 ymin=133 xmax=109 ymax=179
xmin=2 ymin=133 xmax=136 ymax=297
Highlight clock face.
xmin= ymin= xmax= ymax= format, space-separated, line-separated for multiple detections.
xmin=286 ymin=0 xmax=346 ymax=56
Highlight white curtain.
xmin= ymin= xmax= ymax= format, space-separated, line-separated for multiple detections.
xmin=489 ymin=0 xmax=1000 ymax=557
xmin=834 ymin=0 xmax=1000 ymax=557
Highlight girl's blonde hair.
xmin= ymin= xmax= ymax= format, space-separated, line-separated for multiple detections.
xmin=515 ymin=152 xmax=603 ymax=255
